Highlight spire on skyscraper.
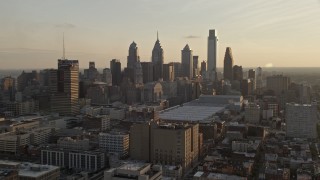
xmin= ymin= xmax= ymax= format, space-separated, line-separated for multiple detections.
xmin=157 ymin=31 xmax=159 ymax=41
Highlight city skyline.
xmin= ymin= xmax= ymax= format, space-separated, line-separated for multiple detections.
xmin=1 ymin=0 xmax=320 ymax=69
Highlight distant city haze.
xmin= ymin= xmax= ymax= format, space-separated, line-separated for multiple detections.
xmin=0 ymin=0 xmax=320 ymax=69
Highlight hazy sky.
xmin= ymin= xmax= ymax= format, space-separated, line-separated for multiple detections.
xmin=0 ymin=0 xmax=320 ymax=69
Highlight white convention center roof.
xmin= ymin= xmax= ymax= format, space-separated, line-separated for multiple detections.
xmin=159 ymin=105 xmax=225 ymax=122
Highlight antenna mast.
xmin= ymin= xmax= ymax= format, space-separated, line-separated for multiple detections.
xmin=62 ymin=33 xmax=65 ymax=60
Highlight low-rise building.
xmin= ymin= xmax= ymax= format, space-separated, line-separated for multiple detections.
xmin=18 ymin=163 xmax=60 ymax=180
xmin=41 ymin=148 xmax=105 ymax=173
xmin=104 ymin=163 xmax=162 ymax=180
xmin=99 ymin=132 xmax=129 ymax=158
xmin=57 ymin=137 xmax=90 ymax=150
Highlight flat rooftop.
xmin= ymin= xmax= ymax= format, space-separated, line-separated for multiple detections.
xmin=118 ymin=163 xmax=148 ymax=171
xmin=19 ymin=163 xmax=59 ymax=178
xmin=159 ymin=105 xmax=225 ymax=122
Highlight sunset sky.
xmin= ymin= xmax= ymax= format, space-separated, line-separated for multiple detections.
xmin=0 ymin=0 xmax=320 ymax=69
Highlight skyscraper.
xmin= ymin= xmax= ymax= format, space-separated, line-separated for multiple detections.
xmin=102 ymin=68 xmax=112 ymax=86
xmin=141 ymin=62 xmax=154 ymax=83
xmin=127 ymin=42 xmax=143 ymax=84
xmin=193 ymin=55 xmax=199 ymax=78
xmin=181 ymin=44 xmax=193 ymax=79
xmin=172 ymin=62 xmax=182 ymax=78
xmin=255 ymin=67 xmax=263 ymax=95
xmin=134 ymin=62 xmax=143 ymax=84
xmin=127 ymin=41 xmax=139 ymax=69
xmin=50 ymin=59 xmax=79 ymax=116
xmin=200 ymin=60 xmax=207 ymax=76
xmin=163 ymin=63 xmax=174 ymax=82
xmin=152 ymin=32 xmax=164 ymax=81
xmin=233 ymin=65 xmax=243 ymax=81
xmin=110 ymin=59 xmax=121 ymax=86
xmin=223 ymin=47 xmax=234 ymax=81
xmin=207 ymin=29 xmax=218 ymax=72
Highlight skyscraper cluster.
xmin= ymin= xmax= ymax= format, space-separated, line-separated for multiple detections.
xmin=0 ymin=28 xmax=319 ymax=180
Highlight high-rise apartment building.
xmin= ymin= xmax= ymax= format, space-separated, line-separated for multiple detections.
xmin=223 ymin=47 xmax=234 ymax=81
xmin=110 ymin=59 xmax=121 ymax=86
xmin=152 ymin=33 xmax=164 ymax=81
xmin=286 ymin=103 xmax=318 ymax=139
xmin=207 ymin=29 xmax=218 ymax=72
xmin=181 ymin=44 xmax=193 ymax=79
xmin=266 ymin=75 xmax=290 ymax=96
xmin=50 ymin=59 xmax=79 ymax=116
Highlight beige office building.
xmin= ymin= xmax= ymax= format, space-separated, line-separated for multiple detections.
xmin=130 ymin=122 xmax=199 ymax=171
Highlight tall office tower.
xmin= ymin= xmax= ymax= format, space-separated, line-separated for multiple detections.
xmin=223 ymin=47 xmax=234 ymax=81
xmin=84 ymin=61 xmax=99 ymax=81
xmin=193 ymin=56 xmax=199 ymax=78
xmin=134 ymin=61 xmax=143 ymax=84
xmin=110 ymin=59 xmax=121 ymax=86
xmin=152 ymin=32 xmax=164 ymax=81
xmin=1 ymin=76 xmax=15 ymax=102
xmin=163 ymin=63 xmax=174 ymax=82
xmin=17 ymin=70 xmax=39 ymax=91
xmin=286 ymin=103 xmax=318 ymax=139
xmin=181 ymin=44 xmax=193 ymax=79
xmin=207 ymin=29 xmax=218 ymax=72
xmin=172 ymin=62 xmax=182 ymax=78
xmin=102 ymin=68 xmax=112 ymax=86
xmin=50 ymin=59 xmax=79 ymax=116
xmin=266 ymin=75 xmax=290 ymax=96
xmin=141 ymin=62 xmax=154 ymax=83
xmin=248 ymin=69 xmax=255 ymax=79
xmin=127 ymin=41 xmax=139 ymax=69
xmin=241 ymin=79 xmax=254 ymax=96
xmin=255 ymin=67 xmax=263 ymax=95
xmin=248 ymin=69 xmax=256 ymax=91
xmin=127 ymin=42 xmax=143 ymax=84
xmin=299 ymin=83 xmax=312 ymax=104
xmin=233 ymin=65 xmax=243 ymax=81
xmin=200 ymin=60 xmax=207 ymax=76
